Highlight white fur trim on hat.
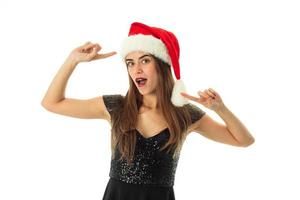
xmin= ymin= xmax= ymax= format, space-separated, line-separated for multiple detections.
xmin=120 ymin=34 xmax=172 ymax=65
xmin=171 ymin=79 xmax=189 ymax=107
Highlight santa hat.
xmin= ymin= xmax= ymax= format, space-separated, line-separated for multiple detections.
xmin=119 ymin=22 xmax=189 ymax=107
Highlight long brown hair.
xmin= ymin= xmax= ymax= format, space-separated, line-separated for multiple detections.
xmin=110 ymin=55 xmax=193 ymax=165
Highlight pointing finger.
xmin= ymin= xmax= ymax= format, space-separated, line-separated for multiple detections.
xmin=93 ymin=51 xmax=117 ymax=60
xmin=180 ymin=92 xmax=199 ymax=102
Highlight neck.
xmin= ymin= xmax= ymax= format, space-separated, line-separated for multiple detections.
xmin=142 ymin=93 xmax=158 ymax=109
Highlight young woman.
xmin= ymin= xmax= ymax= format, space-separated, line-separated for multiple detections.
xmin=41 ymin=22 xmax=255 ymax=200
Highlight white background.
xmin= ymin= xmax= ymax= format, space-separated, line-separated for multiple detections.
xmin=1 ymin=0 xmax=299 ymax=199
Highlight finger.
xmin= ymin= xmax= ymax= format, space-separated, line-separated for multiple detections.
xmin=208 ymin=88 xmax=219 ymax=95
xmin=198 ymin=91 xmax=209 ymax=98
xmin=75 ymin=41 xmax=91 ymax=51
xmin=89 ymin=43 xmax=102 ymax=51
xmin=95 ymin=44 xmax=102 ymax=51
xmin=91 ymin=44 xmax=102 ymax=53
xmin=86 ymin=47 xmax=98 ymax=59
xmin=180 ymin=92 xmax=199 ymax=102
xmin=103 ymin=51 xmax=117 ymax=57
xmin=93 ymin=51 xmax=117 ymax=60
xmin=82 ymin=43 xmax=96 ymax=52
xmin=205 ymin=89 xmax=216 ymax=98
xmin=209 ymin=88 xmax=220 ymax=98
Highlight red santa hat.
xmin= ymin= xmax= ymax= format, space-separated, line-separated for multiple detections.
xmin=119 ymin=22 xmax=189 ymax=107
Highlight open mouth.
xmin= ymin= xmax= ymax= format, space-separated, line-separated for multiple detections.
xmin=135 ymin=78 xmax=147 ymax=87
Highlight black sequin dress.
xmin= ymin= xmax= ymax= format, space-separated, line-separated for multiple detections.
xmin=101 ymin=94 xmax=206 ymax=200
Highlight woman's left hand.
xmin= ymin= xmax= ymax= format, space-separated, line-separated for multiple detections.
xmin=181 ymin=88 xmax=226 ymax=112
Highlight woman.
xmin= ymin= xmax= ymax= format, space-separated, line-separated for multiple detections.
xmin=41 ymin=22 xmax=255 ymax=200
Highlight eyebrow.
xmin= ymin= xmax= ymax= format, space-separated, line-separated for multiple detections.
xmin=125 ymin=54 xmax=151 ymax=62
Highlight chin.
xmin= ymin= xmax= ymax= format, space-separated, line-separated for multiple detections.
xmin=138 ymin=89 xmax=155 ymax=96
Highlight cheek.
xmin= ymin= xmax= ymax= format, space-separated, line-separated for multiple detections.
xmin=147 ymin=64 xmax=158 ymax=76
xmin=127 ymin=70 xmax=134 ymax=78
xmin=149 ymin=71 xmax=159 ymax=85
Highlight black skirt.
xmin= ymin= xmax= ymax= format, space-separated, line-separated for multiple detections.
xmin=102 ymin=177 xmax=176 ymax=200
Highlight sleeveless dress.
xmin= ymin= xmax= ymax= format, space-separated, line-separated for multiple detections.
xmin=101 ymin=94 xmax=206 ymax=200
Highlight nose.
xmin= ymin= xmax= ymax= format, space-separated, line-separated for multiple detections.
xmin=134 ymin=64 xmax=143 ymax=74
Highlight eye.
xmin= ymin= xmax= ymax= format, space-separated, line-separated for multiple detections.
xmin=126 ymin=62 xmax=133 ymax=67
xmin=142 ymin=58 xmax=150 ymax=64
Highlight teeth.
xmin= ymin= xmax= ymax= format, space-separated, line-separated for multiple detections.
xmin=136 ymin=78 xmax=147 ymax=83
xmin=136 ymin=80 xmax=147 ymax=86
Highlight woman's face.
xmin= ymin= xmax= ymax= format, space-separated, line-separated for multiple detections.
xmin=125 ymin=51 xmax=158 ymax=95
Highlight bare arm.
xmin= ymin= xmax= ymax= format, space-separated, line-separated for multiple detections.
xmin=182 ymin=88 xmax=255 ymax=147
xmin=41 ymin=41 xmax=116 ymax=120
xmin=41 ymin=58 xmax=77 ymax=106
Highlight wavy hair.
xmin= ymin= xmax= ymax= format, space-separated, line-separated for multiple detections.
xmin=110 ymin=55 xmax=193 ymax=165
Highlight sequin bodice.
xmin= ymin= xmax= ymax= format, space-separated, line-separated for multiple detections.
xmin=102 ymin=94 xmax=206 ymax=187
xmin=109 ymin=128 xmax=178 ymax=187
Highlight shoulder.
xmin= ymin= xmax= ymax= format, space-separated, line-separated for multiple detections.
xmin=184 ymin=103 xmax=206 ymax=134
xmin=184 ymin=103 xmax=206 ymax=123
xmin=102 ymin=94 xmax=125 ymax=114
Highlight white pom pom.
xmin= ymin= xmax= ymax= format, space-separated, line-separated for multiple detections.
xmin=171 ymin=79 xmax=189 ymax=107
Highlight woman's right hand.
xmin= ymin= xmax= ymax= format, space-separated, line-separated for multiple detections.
xmin=67 ymin=41 xmax=117 ymax=64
